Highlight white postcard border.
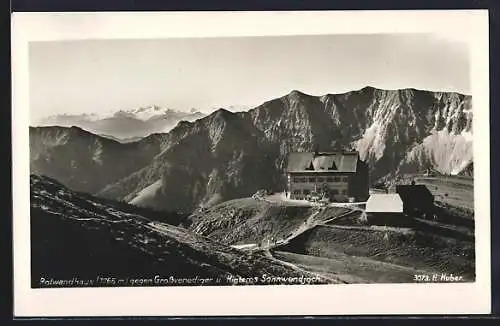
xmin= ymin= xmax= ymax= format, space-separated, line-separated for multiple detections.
xmin=12 ymin=10 xmax=491 ymax=316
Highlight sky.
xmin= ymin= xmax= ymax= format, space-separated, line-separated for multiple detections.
xmin=29 ymin=33 xmax=470 ymax=122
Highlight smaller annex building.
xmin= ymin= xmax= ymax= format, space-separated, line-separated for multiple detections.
xmin=395 ymin=184 xmax=434 ymax=218
xmin=365 ymin=193 xmax=405 ymax=226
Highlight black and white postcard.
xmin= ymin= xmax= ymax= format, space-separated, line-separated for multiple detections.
xmin=12 ymin=10 xmax=491 ymax=316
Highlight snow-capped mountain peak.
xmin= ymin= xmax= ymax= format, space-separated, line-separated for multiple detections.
xmin=125 ymin=105 xmax=166 ymax=121
xmin=35 ymin=106 xmax=207 ymax=140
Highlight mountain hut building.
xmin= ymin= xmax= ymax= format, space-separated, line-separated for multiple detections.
xmin=285 ymin=150 xmax=369 ymax=202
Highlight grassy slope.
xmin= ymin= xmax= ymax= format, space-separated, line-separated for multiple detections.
xmin=30 ymin=175 xmax=323 ymax=287
xmin=184 ymin=197 xmax=349 ymax=245
xmin=276 ymin=219 xmax=475 ymax=281
xmin=413 ymin=176 xmax=474 ymax=211
xmin=273 ymin=251 xmax=422 ymax=283
xmin=184 ymin=191 xmax=475 ymax=283
xmin=128 ymin=179 xmax=163 ymax=207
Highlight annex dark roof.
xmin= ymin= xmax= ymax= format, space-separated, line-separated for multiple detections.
xmin=395 ymin=185 xmax=434 ymax=203
xmin=286 ymin=151 xmax=359 ymax=173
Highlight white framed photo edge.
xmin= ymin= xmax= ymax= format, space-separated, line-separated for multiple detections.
xmin=12 ymin=10 xmax=491 ymax=316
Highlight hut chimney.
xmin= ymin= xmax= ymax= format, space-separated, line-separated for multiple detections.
xmin=313 ymin=144 xmax=320 ymax=156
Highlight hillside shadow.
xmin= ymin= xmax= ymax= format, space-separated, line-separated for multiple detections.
xmin=413 ymin=219 xmax=474 ymax=242
xmin=431 ymin=205 xmax=474 ymax=229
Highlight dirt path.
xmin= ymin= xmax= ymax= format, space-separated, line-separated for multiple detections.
xmin=272 ymin=251 xmax=429 ymax=283
xmin=263 ymin=208 xmax=327 ymax=248
xmin=262 ymin=249 xmax=347 ymax=284
xmin=40 ymin=207 xmax=135 ymax=224
xmin=230 ymin=205 xmax=360 ymax=252
xmin=272 ymin=204 xmax=364 ymax=247
xmin=231 ymin=243 xmax=258 ymax=250
xmin=318 ymin=224 xmax=415 ymax=235
xmin=320 ymin=209 xmax=359 ymax=225
xmin=146 ymin=218 xmax=346 ymax=283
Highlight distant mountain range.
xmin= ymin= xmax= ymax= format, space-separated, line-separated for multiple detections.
xmin=30 ymin=126 xmax=170 ymax=194
xmin=30 ymin=87 xmax=473 ymax=212
xmin=35 ymin=106 xmax=206 ymax=140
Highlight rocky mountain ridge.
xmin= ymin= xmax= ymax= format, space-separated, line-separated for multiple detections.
xmin=29 ymin=125 xmax=170 ymax=193
xmin=30 ymin=86 xmax=473 ymax=212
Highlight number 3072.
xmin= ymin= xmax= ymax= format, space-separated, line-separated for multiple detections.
xmin=413 ymin=274 xmax=431 ymax=282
